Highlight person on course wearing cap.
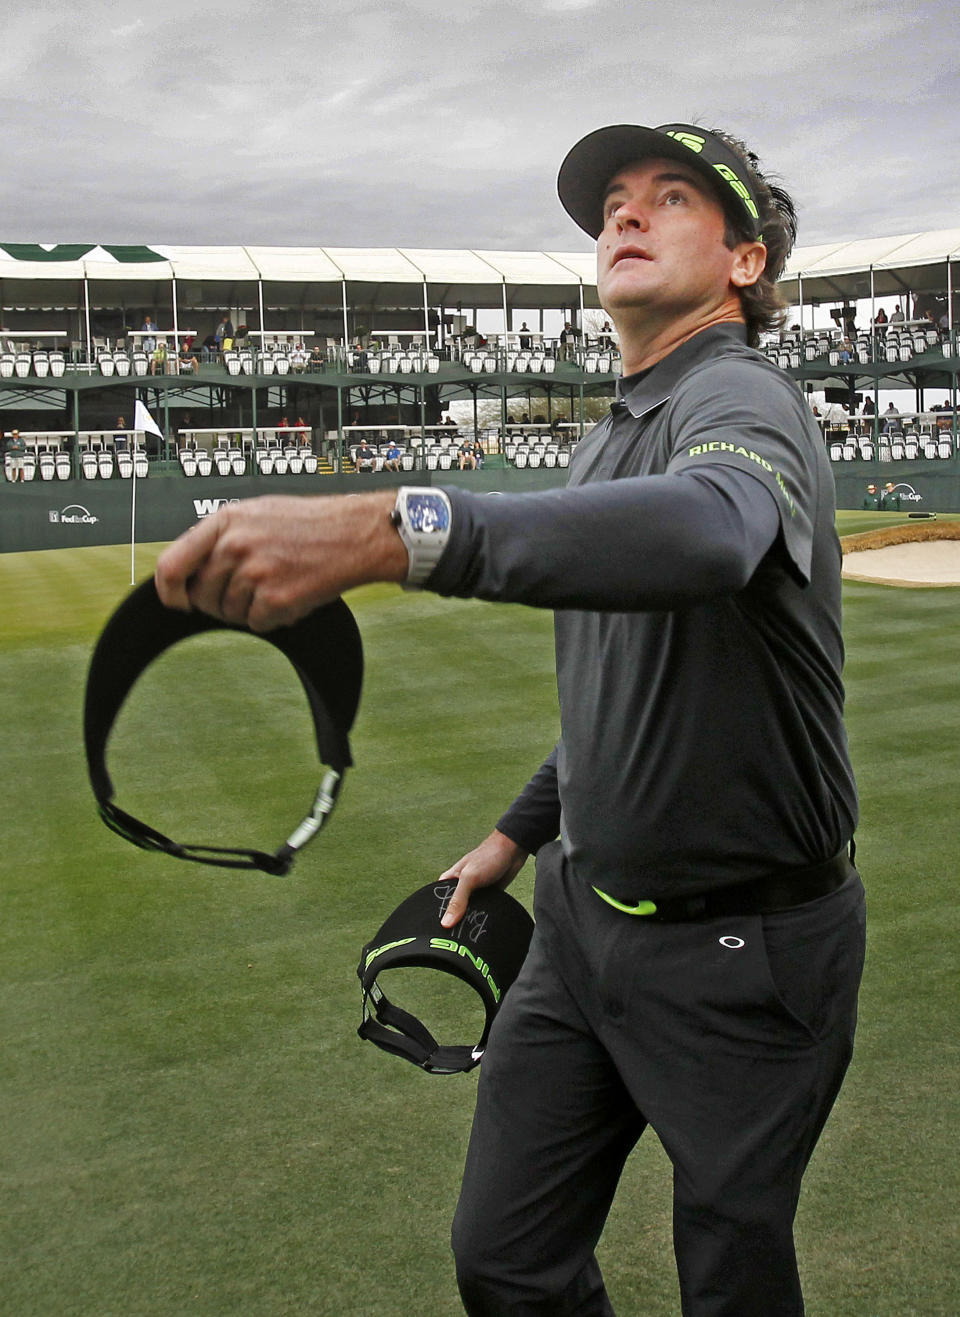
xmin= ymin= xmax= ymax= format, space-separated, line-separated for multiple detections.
xmin=155 ymin=120 xmax=864 ymax=1317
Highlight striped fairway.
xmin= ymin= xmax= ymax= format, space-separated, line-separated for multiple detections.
xmin=1 ymin=522 xmax=957 ymax=1317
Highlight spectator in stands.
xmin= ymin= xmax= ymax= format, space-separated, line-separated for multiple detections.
xmin=214 ymin=315 xmax=234 ymax=353
xmin=458 ymin=439 xmax=477 ymax=470
xmin=4 ymin=428 xmax=25 ymax=482
xmin=352 ymin=342 xmax=368 ymax=372
xmin=873 ymin=308 xmax=888 ymax=327
xmin=354 ymin=439 xmax=377 ymax=473
xmin=882 ymin=402 xmax=901 ymax=433
xmin=178 ymin=343 xmax=200 ymax=374
xmin=890 ymin=305 xmax=905 ymax=325
xmin=472 ymin=439 xmax=485 ymax=469
xmin=861 ymin=396 xmax=876 ymax=416
xmin=441 ymin=413 xmax=456 ymax=429
xmin=141 ymin=315 xmax=157 ymax=352
xmin=838 ymin=338 xmax=853 ymax=364
xmin=278 ymin=416 xmax=290 ymax=442
xmin=201 ymin=334 xmax=218 ymax=362
xmin=291 ymin=343 xmax=309 ymax=372
xmin=149 ymin=341 xmax=167 ymax=375
xmin=519 ymin=323 xmax=532 ymax=350
xmin=309 ymin=344 xmax=325 ymax=370
xmin=383 ymin=440 xmax=403 ymax=472
xmin=295 ymin=417 xmax=310 ymax=445
xmin=559 ymin=322 xmax=580 ymax=361
xmin=114 ymin=416 xmax=128 ymax=450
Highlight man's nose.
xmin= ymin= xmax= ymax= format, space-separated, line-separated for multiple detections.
xmin=613 ymin=199 xmax=650 ymax=232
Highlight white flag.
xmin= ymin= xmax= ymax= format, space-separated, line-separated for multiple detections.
xmin=134 ymin=399 xmax=164 ymax=440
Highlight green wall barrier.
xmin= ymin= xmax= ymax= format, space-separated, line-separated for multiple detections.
xmin=0 ymin=467 xmax=568 ymax=553
xmin=2 ymin=461 xmax=958 ymax=553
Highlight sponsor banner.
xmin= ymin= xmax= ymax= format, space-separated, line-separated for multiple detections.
xmin=49 ymin=503 xmax=100 ymax=526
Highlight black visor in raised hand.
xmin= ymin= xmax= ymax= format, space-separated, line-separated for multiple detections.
xmin=84 ymin=578 xmax=363 ymax=875
xmin=357 ymin=881 xmax=535 ymax=1075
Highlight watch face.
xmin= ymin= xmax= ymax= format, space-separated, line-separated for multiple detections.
xmin=407 ymin=492 xmax=450 ymax=534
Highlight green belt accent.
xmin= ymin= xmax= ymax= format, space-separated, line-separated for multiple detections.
xmin=591 ymin=887 xmax=658 ymax=917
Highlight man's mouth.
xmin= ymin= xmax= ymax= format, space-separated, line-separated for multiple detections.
xmin=612 ymin=246 xmax=652 ymax=265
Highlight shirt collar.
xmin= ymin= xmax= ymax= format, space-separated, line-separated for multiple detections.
xmin=615 ymin=323 xmax=748 ymax=420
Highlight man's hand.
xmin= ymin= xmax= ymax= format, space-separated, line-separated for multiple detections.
xmin=155 ymin=491 xmax=407 ymax=632
xmin=439 ymin=830 xmax=529 ymax=929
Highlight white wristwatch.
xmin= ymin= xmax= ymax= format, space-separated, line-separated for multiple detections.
xmin=389 ymin=487 xmax=453 ymax=587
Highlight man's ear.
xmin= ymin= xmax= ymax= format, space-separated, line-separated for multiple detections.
xmin=731 ymin=241 xmax=768 ymax=289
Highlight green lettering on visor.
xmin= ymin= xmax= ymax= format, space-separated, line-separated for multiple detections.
xmin=592 ymin=887 xmax=658 ymax=917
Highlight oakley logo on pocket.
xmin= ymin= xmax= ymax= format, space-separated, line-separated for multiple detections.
xmin=719 ymin=935 xmax=746 ymax=949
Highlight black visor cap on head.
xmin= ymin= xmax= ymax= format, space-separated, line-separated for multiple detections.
xmin=357 ymin=880 xmax=535 ymax=1075
xmin=557 ymin=122 xmax=762 ymax=241
xmin=84 ymin=578 xmax=363 ymax=875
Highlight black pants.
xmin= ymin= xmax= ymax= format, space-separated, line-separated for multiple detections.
xmin=452 ymin=843 xmax=866 ymax=1316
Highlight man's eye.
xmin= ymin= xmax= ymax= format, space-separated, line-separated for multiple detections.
xmin=664 ymin=190 xmax=687 ymax=205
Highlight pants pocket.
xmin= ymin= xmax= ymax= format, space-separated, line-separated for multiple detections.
xmin=760 ymin=878 xmax=866 ymax=1040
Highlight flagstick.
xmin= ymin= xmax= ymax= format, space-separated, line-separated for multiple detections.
xmin=130 ymin=440 xmax=137 ymax=585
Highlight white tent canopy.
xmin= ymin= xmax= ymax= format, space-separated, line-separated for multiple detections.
xmin=1 ymin=228 xmax=957 ymax=322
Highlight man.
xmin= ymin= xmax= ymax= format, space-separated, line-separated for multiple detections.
xmin=156 ymin=120 xmax=864 ymax=1317
xmin=214 ymin=315 xmax=234 ymax=353
xmin=353 ymin=438 xmax=377 ymax=473
xmin=178 ymin=343 xmax=200 ymax=375
xmin=383 ymin=439 xmax=403 ymax=472
xmin=458 ymin=438 xmax=477 ymax=470
xmin=880 ymin=481 xmax=901 ymax=511
xmin=4 ymin=428 xmax=25 ymax=482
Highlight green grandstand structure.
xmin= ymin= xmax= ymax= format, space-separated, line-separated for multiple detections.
xmin=2 ymin=233 xmax=959 ymax=550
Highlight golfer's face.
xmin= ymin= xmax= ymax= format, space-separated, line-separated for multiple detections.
xmin=596 ymin=158 xmax=738 ymax=321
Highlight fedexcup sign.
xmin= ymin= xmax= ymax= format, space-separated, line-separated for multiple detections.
xmin=887 ymin=482 xmax=923 ymax=503
xmin=49 ymin=504 xmax=98 ymax=525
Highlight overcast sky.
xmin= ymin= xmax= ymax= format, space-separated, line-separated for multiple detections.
xmin=3 ymin=0 xmax=957 ymax=256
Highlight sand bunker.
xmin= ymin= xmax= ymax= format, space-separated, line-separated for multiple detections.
xmin=841 ymin=522 xmax=960 ymax=587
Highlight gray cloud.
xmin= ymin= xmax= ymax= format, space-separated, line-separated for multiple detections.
xmin=2 ymin=0 xmax=957 ymax=251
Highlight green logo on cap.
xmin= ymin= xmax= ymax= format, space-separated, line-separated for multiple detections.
xmin=666 ymin=130 xmax=705 ymax=153
xmin=664 ymin=130 xmax=759 ymax=225
xmin=712 ymin=163 xmax=760 ymax=220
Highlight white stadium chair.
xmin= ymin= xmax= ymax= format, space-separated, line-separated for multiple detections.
xmin=38 ymin=451 xmax=56 ymax=481
xmin=55 ymin=450 xmax=71 ymax=479
xmin=33 ymin=352 xmax=50 ymax=377
xmin=98 ymin=450 xmax=114 ymax=479
xmin=81 ymin=450 xmax=99 ymax=479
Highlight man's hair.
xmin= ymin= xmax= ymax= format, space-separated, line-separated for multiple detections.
xmin=709 ymin=128 xmax=798 ymax=348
